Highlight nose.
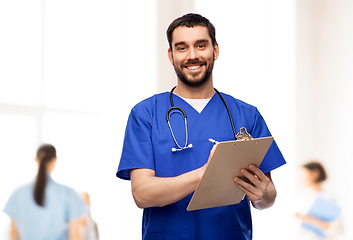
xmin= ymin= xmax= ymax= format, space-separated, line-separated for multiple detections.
xmin=187 ymin=47 xmax=198 ymax=60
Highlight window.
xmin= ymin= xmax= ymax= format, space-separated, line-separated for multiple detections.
xmin=0 ymin=1 xmax=156 ymax=239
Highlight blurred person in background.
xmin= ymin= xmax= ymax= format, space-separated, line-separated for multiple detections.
xmin=295 ymin=161 xmax=344 ymax=240
xmin=3 ymin=144 xmax=88 ymax=240
xmin=79 ymin=192 xmax=99 ymax=240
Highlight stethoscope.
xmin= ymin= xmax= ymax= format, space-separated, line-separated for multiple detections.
xmin=166 ymin=86 xmax=237 ymax=152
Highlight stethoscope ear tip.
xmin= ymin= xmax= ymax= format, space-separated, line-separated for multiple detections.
xmin=188 ymin=144 xmax=193 ymax=148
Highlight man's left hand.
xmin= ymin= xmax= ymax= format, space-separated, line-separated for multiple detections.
xmin=233 ymin=164 xmax=270 ymax=202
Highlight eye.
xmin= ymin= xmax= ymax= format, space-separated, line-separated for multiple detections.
xmin=198 ymin=44 xmax=206 ymax=49
xmin=177 ymin=46 xmax=186 ymax=51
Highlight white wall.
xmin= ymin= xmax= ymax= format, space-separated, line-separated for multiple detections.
xmin=296 ymin=0 xmax=353 ymax=239
xmin=156 ymin=0 xmax=196 ymax=93
xmin=0 ymin=0 xmax=156 ymax=239
xmin=195 ymin=1 xmax=296 ymax=239
xmin=1 ymin=0 xmax=351 ymax=240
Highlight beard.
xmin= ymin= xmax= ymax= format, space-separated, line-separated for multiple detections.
xmin=173 ymin=53 xmax=215 ymax=88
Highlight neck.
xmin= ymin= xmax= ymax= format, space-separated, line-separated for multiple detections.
xmin=174 ymin=77 xmax=215 ymax=99
xmin=309 ymin=182 xmax=322 ymax=192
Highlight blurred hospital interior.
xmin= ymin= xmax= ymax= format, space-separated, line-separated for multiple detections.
xmin=0 ymin=0 xmax=352 ymax=239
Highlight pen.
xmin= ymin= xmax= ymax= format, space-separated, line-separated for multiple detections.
xmin=208 ymin=138 xmax=219 ymax=144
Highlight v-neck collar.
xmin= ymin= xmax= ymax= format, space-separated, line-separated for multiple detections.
xmin=171 ymin=93 xmax=222 ymax=133
xmin=180 ymin=97 xmax=211 ymax=113
xmin=172 ymin=92 xmax=217 ymax=115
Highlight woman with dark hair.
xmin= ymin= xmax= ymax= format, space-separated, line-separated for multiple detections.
xmin=3 ymin=144 xmax=88 ymax=240
xmin=295 ymin=161 xmax=344 ymax=240
xmin=303 ymin=161 xmax=327 ymax=185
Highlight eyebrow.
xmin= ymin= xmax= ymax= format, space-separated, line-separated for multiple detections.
xmin=173 ymin=39 xmax=210 ymax=48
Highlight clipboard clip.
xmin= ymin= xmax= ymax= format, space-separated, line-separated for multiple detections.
xmin=236 ymin=127 xmax=253 ymax=141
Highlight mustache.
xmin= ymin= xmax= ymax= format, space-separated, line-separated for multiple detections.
xmin=180 ymin=60 xmax=207 ymax=68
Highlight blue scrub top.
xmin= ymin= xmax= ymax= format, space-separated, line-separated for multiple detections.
xmin=3 ymin=175 xmax=88 ymax=240
xmin=117 ymin=91 xmax=286 ymax=240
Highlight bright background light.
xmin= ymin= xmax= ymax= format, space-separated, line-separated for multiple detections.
xmin=1 ymin=0 xmax=352 ymax=239
xmin=196 ymin=1 xmax=296 ymax=239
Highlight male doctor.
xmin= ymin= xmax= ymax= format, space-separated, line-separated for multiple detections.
xmin=117 ymin=13 xmax=286 ymax=240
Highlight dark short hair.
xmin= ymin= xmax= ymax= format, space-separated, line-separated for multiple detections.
xmin=303 ymin=161 xmax=327 ymax=183
xmin=166 ymin=13 xmax=216 ymax=50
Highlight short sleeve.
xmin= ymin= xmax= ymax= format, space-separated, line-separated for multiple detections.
xmin=250 ymin=109 xmax=286 ymax=173
xmin=116 ymin=102 xmax=155 ymax=180
xmin=3 ymin=189 xmax=20 ymax=221
xmin=66 ymin=188 xmax=88 ymax=221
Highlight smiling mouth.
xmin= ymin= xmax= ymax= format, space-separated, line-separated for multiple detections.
xmin=182 ymin=60 xmax=206 ymax=69
xmin=186 ymin=65 xmax=201 ymax=70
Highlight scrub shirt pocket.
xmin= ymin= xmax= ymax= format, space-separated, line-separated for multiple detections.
xmin=144 ymin=229 xmax=191 ymax=240
xmin=231 ymin=227 xmax=252 ymax=240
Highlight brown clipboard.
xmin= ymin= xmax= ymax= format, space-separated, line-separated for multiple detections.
xmin=187 ymin=137 xmax=273 ymax=211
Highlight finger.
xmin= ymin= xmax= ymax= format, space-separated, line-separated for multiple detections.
xmin=204 ymin=145 xmax=218 ymax=171
xmin=248 ymin=165 xmax=268 ymax=182
xmin=206 ymin=146 xmax=216 ymax=165
xmin=239 ymin=168 xmax=261 ymax=186
xmin=235 ymin=169 xmax=269 ymax=201
xmin=210 ymin=144 xmax=217 ymax=155
xmin=244 ymin=167 xmax=270 ymax=194
xmin=208 ymin=145 xmax=217 ymax=158
xmin=234 ymin=176 xmax=257 ymax=195
xmin=234 ymin=180 xmax=262 ymax=201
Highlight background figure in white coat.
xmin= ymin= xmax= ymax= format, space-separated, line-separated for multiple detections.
xmin=295 ymin=161 xmax=344 ymax=240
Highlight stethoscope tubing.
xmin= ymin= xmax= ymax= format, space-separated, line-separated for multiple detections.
xmin=167 ymin=86 xmax=237 ymax=152
xmin=213 ymin=88 xmax=237 ymax=140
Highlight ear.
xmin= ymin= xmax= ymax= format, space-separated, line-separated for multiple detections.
xmin=213 ymin=42 xmax=219 ymax=60
xmin=168 ymin=48 xmax=174 ymax=66
xmin=312 ymin=169 xmax=320 ymax=181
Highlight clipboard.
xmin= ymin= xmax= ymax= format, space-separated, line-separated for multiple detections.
xmin=301 ymin=195 xmax=341 ymax=237
xmin=187 ymin=136 xmax=273 ymax=211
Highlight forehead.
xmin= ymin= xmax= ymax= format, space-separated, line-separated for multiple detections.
xmin=172 ymin=26 xmax=211 ymax=45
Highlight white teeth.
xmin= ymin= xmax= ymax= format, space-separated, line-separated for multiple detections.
xmin=187 ymin=65 xmax=201 ymax=70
